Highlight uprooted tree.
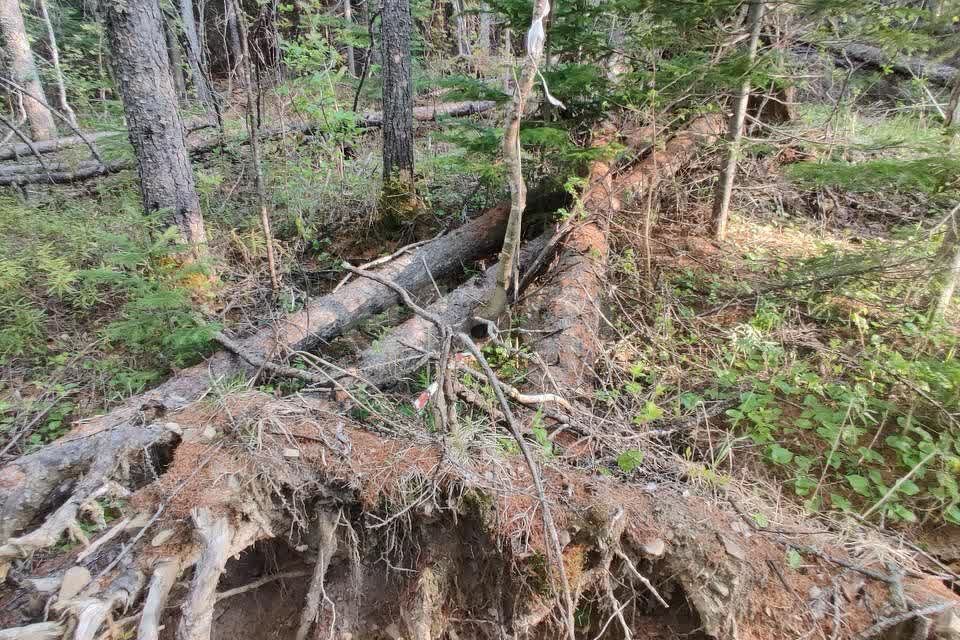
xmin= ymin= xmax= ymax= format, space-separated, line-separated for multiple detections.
xmin=3 ymin=0 xmax=960 ymax=638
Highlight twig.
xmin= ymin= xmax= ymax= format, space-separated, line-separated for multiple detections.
xmin=333 ymin=235 xmax=436 ymax=293
xmin=0 ymin=75 xmax=106 ymax=165
xmin=0 ymin=112 xmax=52 ymax=179
xmin=856 ymin=602 xmax=957 ymax=640
xmin=214 ymin=331 xmax=333 ymax=387
xmin=615 ymin=549 xmax=669 ymax=608
xmin=216 ymin=569 xmax=313 ymax=601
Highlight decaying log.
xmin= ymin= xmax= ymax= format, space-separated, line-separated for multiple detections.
xmin=0 ymin=101 xmax=496 ymax=186
xmin=0 ymin=130 xmax=124 ymax=162
xmin=528 ymin=115 xmax=724 ymax=392
xmin=352 ymin=232 xmax=553 ymax=388
xmin=0 ymin=204 xmax=509 ymax=548
xmin=823 ymin=41 xmax=958 ymax=87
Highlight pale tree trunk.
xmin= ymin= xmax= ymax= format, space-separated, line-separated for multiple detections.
xmin=164 ymin=16 xmax=187 ymax=101
xmin=0 ymin=0 xmax=57 ymax=140
xmin=478 ymin=2 xmax=490 ymax=58
xmin=933 ymin=204 xmax=960 ymax=320
xmin=479 ymin=0 xmax=549 ymax=321
xmin=452 ymin=0 xmax=470 ymax=57
xmin=711 ymin=0 xmax=765 ymax=241
xmin=36 ymin=0 xmax=76 ymax=128
xmin=179 ymin=0 xmax=213 ymax=108
xmin=230 ymin=0 xmax=279 ymax=290
xmin=945 ymin=72 xmax=960 ymax=127
xmin=380 ymin=0 xmax=417 ymax=218
xmin=344 ymin=0 xmax=356 ymax=76
xmin=103 ymin=0 xmax=207 ymax=253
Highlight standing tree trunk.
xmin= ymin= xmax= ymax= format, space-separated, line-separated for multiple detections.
xmin=478 ymin=0 xmax=551 ymax=323
xmin=164 ymin=16 xmax=187 ymax=101
xmin=179 ymin=0 xmax=213 ymax=108
xmin=102 ymin=0 xmax=208 ymax=252
xmin=36 ymin=0 xmax=76 ymax=128
xmin=230 ymin=0 xmax=279 ymax=290
xmin=945 ymin=72 xmax=960 ymax=128
xmin=224 ymin=0 xmax=244 ymax=88
xmin=933 ymin=204 xmax=960 ymax=320
xmin=380 ymin=0 xmax=417 ymax=222
xmin=452 ymin=0 xmax=470 ymax=57
xmin=711 ymin=0 xmax=765 ymax=242
xmin=478 ymin=2 xmax=491 ymax=58
xmin=344 ymin=0 xmax=356 ymax=76
xmin=0 ymin=0 xmax=57 ymax=140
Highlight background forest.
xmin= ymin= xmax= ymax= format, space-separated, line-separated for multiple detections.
xmin=1 ymin=0 xmax=960 ymax=638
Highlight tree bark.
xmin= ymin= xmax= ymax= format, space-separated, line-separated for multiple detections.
xmin=344 ymin=0 xmax=356 ymax=76
xmin=36 ymin=0 xmax=77 ymax=128
xmin=179 ymin=0 xmax=213 ymax=108
xmin=945 ymin=72 xmax=960 ymax=128
xmin=224 ymin=0 xmax=243 ymax=88
xmin=164 ymin=15 xmax=187 ymax=102
xmin=711 ymin=0 xmax=764 ymax=242
xmin=380 ymin=0 xmax=416 ymax=216
xmin=102 ymin=0 xmax=208 ymax=251
xmin=478 ymin=3 xmax=491 ymax=58
xmin=0 ymin=0 xmax=57 ymax=140
xmin=478 ymin=0 xmax=551 ymax=323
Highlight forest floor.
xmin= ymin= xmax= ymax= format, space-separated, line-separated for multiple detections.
xmin=1 ymin=75 xmax=960 ymax=640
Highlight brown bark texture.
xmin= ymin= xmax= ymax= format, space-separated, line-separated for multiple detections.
xmin=380 ymin=0 xmax=415 ymax=186
xmin=529 ymin=115 xmax=724 ymax=391
xmin=102 ymin=0 xmax=207 ymax=248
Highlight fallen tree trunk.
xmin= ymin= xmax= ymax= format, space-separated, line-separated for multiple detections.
xmin=0 ymin=203 xmax=509 ymax=542
xmin=351 ymin=232 xmax=553 ymax=388
xmin=0 ymin=101 xmax=496 ymax=187
xmin=0 ymin=130 xmax=124 ymax=162
xmin=528 ymin=115 xmax=724 ymax=392
xmin=822 ymin=41 xmax=958 ymax=86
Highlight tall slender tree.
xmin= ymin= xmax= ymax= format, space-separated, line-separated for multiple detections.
xmin=711 ymin=0 xmax=765 ymax=242
xmin=36 ymin=0 xmax=76 ymax=128
xmin=0 ymin=0 xmax=57 ymax=140
xmin=102 ymin=0 xmax=207 ymax=253
xmin=380 ymin=0 xmax=416 ymax=219
xmin=179 ymin=0 xmax=213 ymax=108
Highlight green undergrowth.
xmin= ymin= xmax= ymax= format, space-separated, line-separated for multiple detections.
xmin=0 ymin=190 xmax=219 ymax=441
xmin=610 ymin=226 xmax=959 ymax=527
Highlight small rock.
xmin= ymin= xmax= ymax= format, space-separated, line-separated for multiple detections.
xmin=282 ymin=448 xmax=300 ymax=459
xmin=151 ymin=529 xmax=175 ymax=547
xmin=201 ymin=426 xmax=217 ymax=441
xmin=58 ymin=566 xmax=91 ymax=602
xmin=163 ymin=422 xmax=183 ymax=435
xmin=384 ymin=623 xmax=403 ymax=640
xmin=808 ymin=586 xmax=822 ymax=599
xmin=641 ymin=538 xmax=666 ymax=558
xmin=720 ymin=534 xmax=747 ymax=561
xmin=558 ymin=530 xmax=572 ymax=548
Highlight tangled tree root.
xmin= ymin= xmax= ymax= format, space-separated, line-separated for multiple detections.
xmin=2 ymin=392 xmax=958 ymax=640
